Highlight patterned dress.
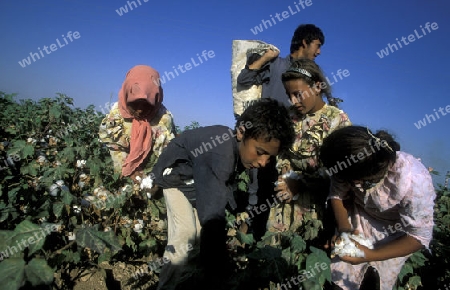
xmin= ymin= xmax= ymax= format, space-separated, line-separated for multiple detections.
xmin=98 ymin=102 xmax=175 ymax=175
xmin=267 ymin=104 xmax=351 ymax=233
xmin=328 ymin=152 xmax=435 ymax=290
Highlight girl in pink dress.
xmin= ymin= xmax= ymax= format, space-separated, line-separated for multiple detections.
xmin=319 ymin=126 xmax=435 ymax=290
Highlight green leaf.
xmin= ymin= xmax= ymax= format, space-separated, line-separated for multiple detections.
xmin=236 ymin=231 xmax=254 ymax=245
xmin=148 ymin=200 xmax=161 ymax=218
xmin=20 ymin=163 xmax=38 ymax=176
xmin=301 ymin=278 xmax=322 ymax=290
xmin=61 ymin=190 xmax=74 ymax=205
xmin=398 ymin=263 xmax=413 ymax=281
xmin=407 ymin=276 xmax=422 ymax=288
xmin=139 ymin=238 xmax=158 ymax=251
xmin=22 ymin=144 xmax=35 ymax=159
xmin=125 ymin=235 xmax=136 ymax=250
xmin=306 ymin=246 xmax=331 ymax=283
xmin=104 ymin=193 xmax=126 ymax=209
xmin=12 ymin=220 xmax=49 ymax=256
xmin=10 ymin=140 xmax=26 ymax=153
xmin=61 ymin=147 xmax=75 ymax=163
xmin=49 ymin=104 xmax=62 ymax=119
xmin=0 ymin=230 xmax=17 ymax=260
xmin=61 ymin=250 xmax=81 ymax=264
xmin=25 ymin=258 xmax=54 ymax=286
xmin=8 ymin=186 xmax=21 ymax=204
xmin=408 ymin=251 xmax=427 ymax=267
xmin=98 ymin=251 xmax=112 ymax=264
xmin=0 ymin=258 xmax=26 ymax=290
xmin=290 ymin=234 xmax=306 ymax=252
xmin=0 ymin=202 xmax=11 ymax=223
xmin=53 ymin=202 xmax=64 ymax=218
xmin=76 ymin=227 xmax=122 ymax=255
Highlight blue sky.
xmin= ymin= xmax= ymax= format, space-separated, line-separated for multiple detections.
xmin=1 ymin=0 xmax=449 ymax=184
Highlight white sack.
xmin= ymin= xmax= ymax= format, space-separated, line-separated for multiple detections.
xmin=230 ymin=40 xmax=280 ymax=116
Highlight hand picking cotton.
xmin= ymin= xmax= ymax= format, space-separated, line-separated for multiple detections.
xmin=331 ymin=232 xmax=374 ymax=258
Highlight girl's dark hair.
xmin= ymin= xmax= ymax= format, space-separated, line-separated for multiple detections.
xmin=236 ymin=99 xmax=295 ymax=154
xmin=281 ymin=58 xmax=342 ymax=107
xmin=319 ymin=126 xmax=400 ymax=182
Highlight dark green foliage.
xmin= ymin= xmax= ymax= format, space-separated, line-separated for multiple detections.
xmin=0 ymin=92 xmax=168 ymax=289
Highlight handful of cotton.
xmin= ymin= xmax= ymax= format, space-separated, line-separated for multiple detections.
xmin=274 ymin=170 xmax=300 ymax=187
xmin=331 ymin=232 xmax=374 ymax=258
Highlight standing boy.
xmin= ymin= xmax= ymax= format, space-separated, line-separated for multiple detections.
xmin=237 ymin=23 xmax=325 ymax=108
xmin=152 ymin=99 xmax=295 ymax=290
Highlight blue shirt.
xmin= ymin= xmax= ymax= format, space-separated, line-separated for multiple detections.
xmin=237 ymin=55 xmax=292 ymax=108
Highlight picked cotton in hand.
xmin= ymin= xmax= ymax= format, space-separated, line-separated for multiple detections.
xmin=331 ymin=232 xmax=374 ymax=258
xmin=281 ymin=170 xmax=300 ymax=180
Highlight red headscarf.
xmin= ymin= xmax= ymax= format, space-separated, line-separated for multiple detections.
xmin=118 ymin=65 xmax=163 ymax=176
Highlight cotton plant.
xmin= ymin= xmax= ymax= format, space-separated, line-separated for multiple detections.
xmin=331 ymin=232 xmax=374 ymax=258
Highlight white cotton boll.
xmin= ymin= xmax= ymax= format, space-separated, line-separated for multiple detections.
xmin=184 ymin=179 xmax=194 ymax=185
xmin=282 ymin=170 xmax=300 ymax=180
xmin=138 ymin=175 xmax=154 ymax=199
xmin=343 ymin=244 xmax=353 ymax=251
xmin=67 ymin=232 xmax=76 ymax=241
xmin=163 ymin=167 xmax=172 ymax=176
xmin=139 ymin=176 xmax=153 ymax=189
xmin=133 ymin=220 xmax=144 ymax=233
xmin=49 ymin=184 xmax=59 ymax=197
xmin=331 ymin=232 xmax=373 ymax=258
xmin=73 ymin=205 xmax=81 ymax=214
xmin=27 ymin=138 xmax=37 ymax=144
xmin=37 ymin=155 xmax=47 ymax=165
xmin=78 ymin=173 xmax=88 ymax=189
xmin=351 ymin=234 xmax=374 ymax=249
xmin=76 ymin=160 xmax=86 ymax=168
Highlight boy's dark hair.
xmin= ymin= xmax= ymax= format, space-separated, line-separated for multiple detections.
xmin=282 ymin=58 xmax=342 ymax=107
xmin=319 ymin=126 xmax=400 ymax=183
xmin=236 ymin=98 xmax=295 ymax=154
xmin=290 ymin=24 xmax=325 ymax=54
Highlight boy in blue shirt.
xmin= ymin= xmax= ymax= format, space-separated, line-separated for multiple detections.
xmin=152 ymin=99 xmax=295 ymax=290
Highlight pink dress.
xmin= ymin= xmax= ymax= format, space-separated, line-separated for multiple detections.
xmin=328 ymin=152 xmax=435 ymax=290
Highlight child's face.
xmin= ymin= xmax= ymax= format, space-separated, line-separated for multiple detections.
xmin=127 ymin=99 xmax=154 ymax=119
xmin=284 ymin=78 xmax=324 ymax=115
xmin=237 ymin=129 xmax=280 ymax=169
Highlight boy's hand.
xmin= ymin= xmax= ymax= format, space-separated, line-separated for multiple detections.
xmin=248 ymin=49 xmax=280 ymax=70
xmin=275 ymin=176 xmax=299 ymax=203
xmin=261 ymin=49 xmax=279 ymax=61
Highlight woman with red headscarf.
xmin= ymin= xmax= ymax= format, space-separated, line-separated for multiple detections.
xmin=99 ymin=65 xmax=176 ymax=183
